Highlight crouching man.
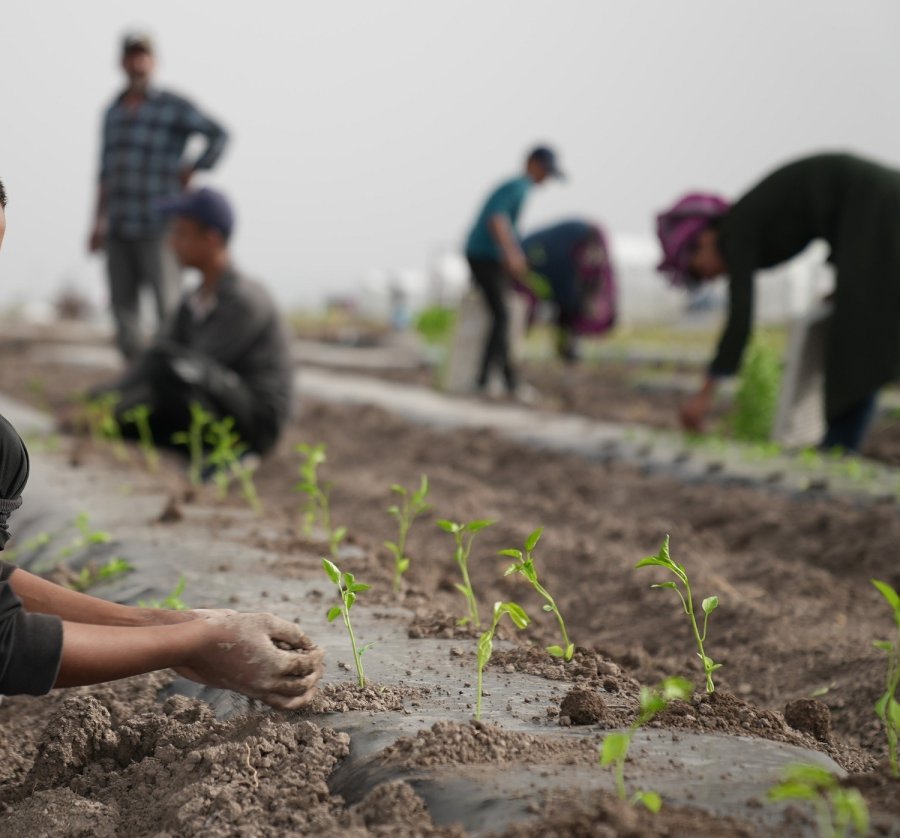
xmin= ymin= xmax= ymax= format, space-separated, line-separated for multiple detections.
xmin=92 ymin=188 xmax=292 ymax=458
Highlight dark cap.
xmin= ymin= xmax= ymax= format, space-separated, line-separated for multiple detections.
xmin=122 ymin=32 xmax=154 ymax=55
xmin=527 ymin=145 xmax=565 ymax=179
xmin=158 ymin=188 xmax=235 ymax=240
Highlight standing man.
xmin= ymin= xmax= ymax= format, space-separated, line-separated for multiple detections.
xmin=464 ymin=146 xmax=564 ymax=398
xmin=88 ymin=32 xmax=228 ymax=361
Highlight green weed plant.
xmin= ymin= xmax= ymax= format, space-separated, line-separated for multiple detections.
xmin=69 ymin=556 xmax=133 ymax=592
xmin=636 ymin=536 xmax=721 ymax=693
xmin=138 ymin=575 xmax=189 ymax=610
xmin=500 ymin=527 xmax=574 ymax=661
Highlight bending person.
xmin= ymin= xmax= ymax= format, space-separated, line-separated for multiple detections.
xmin=464 ymin=146 xmax=564 ymax=398
xmin=90 ymin=188 xmax=293 ymax=458
xmin=0 ymin=179 xmax=319 ymax=705
xmin=656 ymin=152 xmax=900 ymax=452
xmin=521 ymin=219 xmax=617 ymax=362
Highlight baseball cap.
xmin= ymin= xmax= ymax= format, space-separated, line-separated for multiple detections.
xmin=158 ymin=188 xmax=235 ymax=240
xmin=527 ymin=145 xmax=565 ymax=179
xmin=122 ymin=32 xmax=154 ymax=55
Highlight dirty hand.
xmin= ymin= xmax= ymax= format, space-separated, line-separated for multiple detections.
xmin=679 ymin=388 xmax=713 ymax=432
xmin=175 ymin=612 xmax=324 ymax=710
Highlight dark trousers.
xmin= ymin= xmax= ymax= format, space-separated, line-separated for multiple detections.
xmin=467 ymin=256 xmax=517 ymax=392
xmin=106 ymin=235 xmax=181 ymax=362
xmin=821 ymin=392 xmax=878 ymax=452
xmin=94 ymin=344 xmax=276 ymax=455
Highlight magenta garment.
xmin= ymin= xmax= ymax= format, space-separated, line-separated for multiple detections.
xmin=656 ymin=193 xmax=730 ymax=287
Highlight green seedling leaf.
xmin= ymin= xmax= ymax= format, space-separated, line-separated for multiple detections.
xmin=498 ymin=549 xmax=522 ymax=559
xmin=702 ymin=596 xmax=719 ymax=615
xmin=631 ymin=791 xmax=662 ymax=813
xmin=564 ymin=643 xmax=575 ymax=661
xmin=525 ymin=527 xmax=543 ymax=552
xmin=349 ymin=583 xmax=371 ymax=593
xmin=326 ymin=606 xmax=342 ymax=622
xmin=600 ymin=733 xmax=630 ymax=766
xmin=474 ymin=600 xmax=530 ymax=719
xmin=464 ymin=520 xmax=495 ymax=533
xmin=542 ymin=604 xmax=554 ymax=612
xmin=437 ymin=520 xmax=458 ymax=533
xmin=397 ymin=559 xmax=409 ymax=574
xmin=547 ymin=645 xmax=566 ymax=658
xmin=384 ymin=540 xmax=398 ymax=554
xmin=872 ymin=578 xmax=900 ymax=619
xmin=322 ymin=559 xmax=340 ymax=584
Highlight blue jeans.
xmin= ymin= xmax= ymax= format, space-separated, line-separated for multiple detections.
xmin=821 ymin=393 xmax=878 ymax=452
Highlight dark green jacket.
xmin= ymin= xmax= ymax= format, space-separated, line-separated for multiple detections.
xmin=713 ymin=152 xmax=900 ymax=419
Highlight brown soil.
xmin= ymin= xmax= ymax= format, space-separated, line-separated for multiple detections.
xmin=2 ymin=343 xmax=900 ymax=834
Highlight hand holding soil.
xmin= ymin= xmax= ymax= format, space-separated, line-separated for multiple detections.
xmin=174 ymin=612 xmax=324 ymax=710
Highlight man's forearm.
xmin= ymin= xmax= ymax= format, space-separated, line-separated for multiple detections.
xmin=55 ymin=619 xmax=206 ymax=687
xmin=487 ymin=214 xmax=523 ymax=266
xmin=6 ymin=567 xmax=194 ymax=627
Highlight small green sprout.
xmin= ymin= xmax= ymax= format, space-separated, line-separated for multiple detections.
xmin=138 ymin=575 xmax=189 ymax=610
xmin=205 ymin=417 xmax=262 ymax=513
xmin=121 ymin=404 xmax=159 ymax=473
xmin=172 ymin=402 xmax=213 ymax=486
xmin=56 ymin=512 xmax=112 ymax=560
xmin=84 ymin=393 xmax=127 ymax=461
xmin=437 ymin=518 xmax=495 ymax=627
xmin=475 ymin=601 xmax=530 ymax=720
xmin=4 ymin=531 xmax=52 ymax=563
xmin=766 ymin=763 xmax=869 ymax=838
xmin=69 ymin=556 xmax=133 ymax=592
xmin=600 ymin=676 xmax=693 ymax=807
xmin=872 ymin=578 xmax=900 ymax=778
xmin=500 ymin=527 xmax=574 ymax=661
xmin=385 ymin=475 xmax=431 ymax=593
xmin=636 ymin=536 xmax=721 ymax=693
xmin=295 ymin=443 xmax=346 ymax=557
xmin=323 ymin=558 xmax=372 ymax=688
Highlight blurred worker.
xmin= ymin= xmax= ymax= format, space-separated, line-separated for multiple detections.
xmin=88 ymin=32 xmax=228 ymax=361
xmin=91 ymin=188 xmax=293 ymax=458
xmin=0 ymin=178 xmax=321 ymax=707
xmin=520 ymin=219 xmax=617 ymax=362
xmin=464 ymin=146 xmax=565 ymax=398
xmin=656 ymin=152 xmax=900 ymax=451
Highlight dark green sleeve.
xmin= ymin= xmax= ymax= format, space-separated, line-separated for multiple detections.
xmin=709 ymin=261 xmax=754 ymax=377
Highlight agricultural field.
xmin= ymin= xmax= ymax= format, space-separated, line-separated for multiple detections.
xmin=0 ymin=330 xmax=899 ymax=836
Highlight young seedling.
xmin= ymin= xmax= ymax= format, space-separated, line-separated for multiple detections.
xmin=171 ymin=402 xmax=214 ymax=486
xmin=600 ymin=675 xmax=693 ymax=809
xmin=84 ymin=392 xmax=127 ymax=461
xmin=56 ymin=512 xmax=112 ymax=560
xmin=732 ymin=338 xmax=781 ymax=444
xmin=69 ymin=556 xmax=133 ymax=592
xmin=138 ymin=575 xmax=189 ymax=610
xmin=437 ymin=518 xmax=495 ymax=627
xmin=766 ymin=763 xmax=869 ymax=838
xmin=323 ymin=558 xmax=371 ymax=688
xmin=385 ymin=475 xmax=431 ymax=593
xmin=295 ymin=443 xmax=346 ymax=557
xmin=204 ymin=417 xmax=262 ymax=513
xmin=636 ymin=536 xmax=721 ymax=693
xmin=121 ymin=404 xmax=159 ymax=473
xmin=3 ymin=531 xmax=52 ymax=563
xmin=500 ymin=527 xmax=574 ymax=661
xmin=475 ymin=601 xmax=530 ymax=720
xmin=872 ymin=578 xmax=900 ymax=778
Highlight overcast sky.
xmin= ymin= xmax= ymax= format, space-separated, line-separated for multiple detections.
xmin=3 ymin=0 xmax=900 ymax=308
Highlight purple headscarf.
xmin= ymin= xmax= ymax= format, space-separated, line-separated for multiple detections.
xmin=0 ymin=415 xmax=29 ymax=550
xmin=656 ymin=193 xmax=730 ymax=288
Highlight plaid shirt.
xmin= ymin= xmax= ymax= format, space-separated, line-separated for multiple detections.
xmin=100 ymin=87 xmax=228 ymax=238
